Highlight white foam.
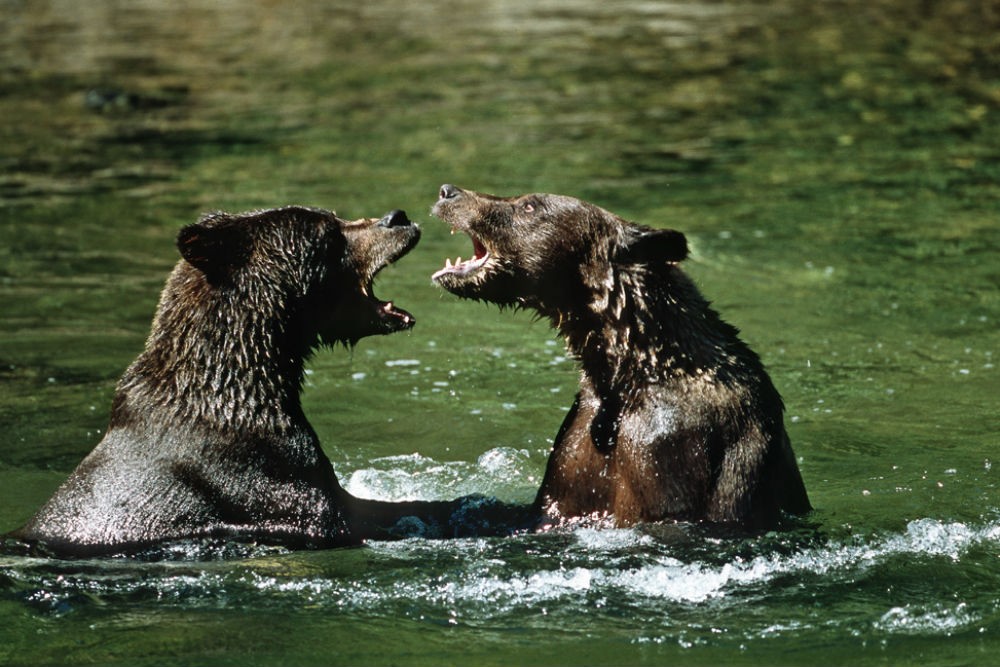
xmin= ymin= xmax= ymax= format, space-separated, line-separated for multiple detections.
xmin=345 ymin=450 xmax=1000 ymax=609
xmin=360 ymin=516 xmax=1000 ymax=613
xmin=7 ymin=516 xmax=998 ymax=637
xmin=476 ymin=447 xmax=531 ymax=476
xmin=876 ymin=602 xmax=977 ymax=635
xmin=458 ymin=567 xmax=595 ymax=604
xmin=612 ymin=561 xmax=728 ymax=603
xmin=571 ymin=527 xmax=655 ymax=551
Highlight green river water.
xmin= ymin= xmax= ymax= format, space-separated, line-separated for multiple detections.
xmin=1 ymin=1 xmax=999 ymax=665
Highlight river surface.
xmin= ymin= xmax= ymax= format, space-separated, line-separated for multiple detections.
xmin=1 ymin=1 xmax=999 ymax=665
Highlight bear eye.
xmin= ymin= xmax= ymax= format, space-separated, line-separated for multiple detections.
xmin=515 ymin=198 xmax=539 ymax=217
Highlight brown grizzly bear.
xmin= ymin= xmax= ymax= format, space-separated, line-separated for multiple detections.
xmin=8 ymin=206 xmax=476 ymax=557
xmin=431 ymin=184 xmax=811 ymax=530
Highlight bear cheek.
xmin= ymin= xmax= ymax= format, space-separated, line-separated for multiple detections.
xmin=318 ymin=294 xmax=378 ymax=342
xmin=340 ymin=237 xmax=375 ymax=278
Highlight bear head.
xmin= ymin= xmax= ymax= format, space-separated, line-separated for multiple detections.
xmin=175 ymin=206 xmax=419 ymax=348
xmin=430 ymin=184 xmax=687 ymax=314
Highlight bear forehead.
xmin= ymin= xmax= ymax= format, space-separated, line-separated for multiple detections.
xmin=198 ymin=205 xmax=338 ymax=228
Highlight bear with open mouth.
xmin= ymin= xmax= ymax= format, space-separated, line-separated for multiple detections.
xmin=7 ymin=206 xmax=481 ymax=557
xmin=432 ymin=184 xmax=811 ymax=530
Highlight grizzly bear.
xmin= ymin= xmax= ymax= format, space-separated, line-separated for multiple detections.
xmin=8 ymin=206 xmax=476 ymax=557
xmin=431 ymin=184 xmax=811 ymax=530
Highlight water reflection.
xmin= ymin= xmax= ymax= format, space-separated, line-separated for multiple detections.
xmin=2 ymin=0 xmax=775 ymax=205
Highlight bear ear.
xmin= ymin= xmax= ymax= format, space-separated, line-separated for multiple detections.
xmin=615 ymin=228 xmax=688 ymax=265
xmin=176 ymin=222 xmax=250 ymax=277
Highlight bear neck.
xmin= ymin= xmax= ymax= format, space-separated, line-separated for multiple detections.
xmin=113 ymin=269 xmax=312 ymax=436
xmin=551 ymin=263 xmax=745 ymax=399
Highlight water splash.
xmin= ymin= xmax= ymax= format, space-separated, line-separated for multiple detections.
xmin=876 ymin=602 xmax=978 ymax=636
xmin=2 ymin=516 xmax=998 ymax=640
xmin=344 ymin=447 xmax=534 ymax=501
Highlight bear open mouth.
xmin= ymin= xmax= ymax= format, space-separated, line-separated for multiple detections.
xmin=358 ymin=216 xmax=420 ymax=334
xmin=365 ymin=286 xmax=414 ymax=331
xmin=365 ymin=266 xmax=415 ymax=332
xmin=431 ymin=230 xmax=492 ymax=282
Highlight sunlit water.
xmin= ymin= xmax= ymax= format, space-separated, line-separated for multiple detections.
xmin=2 ymin=1 xmax=999 ymax=665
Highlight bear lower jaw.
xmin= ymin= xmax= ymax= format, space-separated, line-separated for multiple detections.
xmin=376 ymin=300 xmax=415 ymax=332
xmin=431 ymin=250 xmax=491 ymax=281
xmin=430 ymin=262 xmax=495 ymax=300
xmin=330 ymin=294 xmax=415 ymax=342
xmin=360 ymin=233 xmax=420 ymax=334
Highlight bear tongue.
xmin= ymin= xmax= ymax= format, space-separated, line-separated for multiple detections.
xmin=432 ymin=233 xmax=490 ymax=280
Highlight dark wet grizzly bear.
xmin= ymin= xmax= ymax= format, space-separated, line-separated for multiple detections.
xmin=431 ymin=184 xmax=811 ymax=530
xmin=8 ymin=206 xmax=472 ymax=557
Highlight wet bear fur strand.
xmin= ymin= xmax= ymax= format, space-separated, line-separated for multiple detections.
xmin=431 ymin=185 xmax=811 ymax=530
xmin=8 ymin=206 xmax=497 ymax=558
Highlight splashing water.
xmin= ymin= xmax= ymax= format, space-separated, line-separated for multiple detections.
xmin=5 ymin=458 xmax=998 ymax=637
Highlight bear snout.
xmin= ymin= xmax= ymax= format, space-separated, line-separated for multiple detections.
xmin=439 ymin=184 xmax=461 ymax=200
xmin=378 ymin=209 xmax=412 ymax=228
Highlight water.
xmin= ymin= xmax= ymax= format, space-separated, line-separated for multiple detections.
xmin=1 ymin=0 xmax=999 ymax=664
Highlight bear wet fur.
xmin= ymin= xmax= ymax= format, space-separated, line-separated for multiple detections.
xmin=431 ymin=185 xmax=811 ymax=530
xmin=9 ymin=206 xmax=479 ymax=557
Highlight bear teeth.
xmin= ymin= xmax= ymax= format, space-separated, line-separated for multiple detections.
xmin=432 ymin=252 xmax=490 ymax=280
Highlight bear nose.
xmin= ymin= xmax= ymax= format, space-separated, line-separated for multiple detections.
xmin=379 ymin=209 xmax=411 ymax=228
xmin=439 ymin=184 xmax=461 ymax=200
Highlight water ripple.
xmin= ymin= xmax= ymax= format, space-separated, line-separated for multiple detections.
xmin=1 ymin=516 xmax=997 ymax=639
